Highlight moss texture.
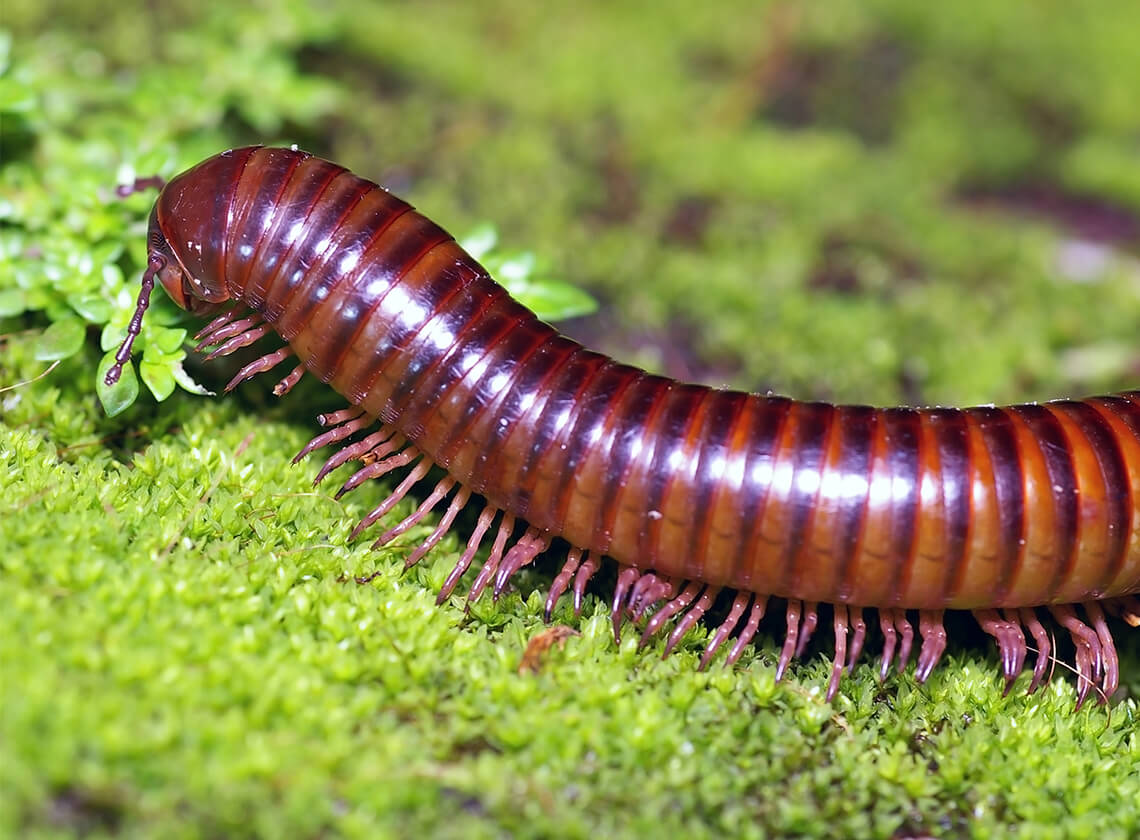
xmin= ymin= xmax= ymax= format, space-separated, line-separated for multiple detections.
xmin=2 ymin=2 xmax=1139 ymax=837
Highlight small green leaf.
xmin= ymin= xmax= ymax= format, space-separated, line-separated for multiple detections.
xmin=34 ymin=317 xmax=86 ymax=361
xmin=152 ymin=326 xmax=187 ymax=354
xmin=0 ymin=77 xmax=35 ymax=113
xmin=97 ymin=350 xmax=139 ymax=417
xmin=171 ymin=361 xmax=215 ymax=396
xmin=135 ymin=147 xmax=174 ymax=179
xmin=101 ymin=262 xmax=125 ymax=288
xmin=492 ymin=251 xmax=537 ymax=282
xmin=510 ymin=280 xmax=598 ymax=322
xmin=0 ymin=287 xmax=26 ymax=317
xmin=140 ymin=358 xmax=177 ymax=401
xmin=92 ymin=241 xmax=125 ymax=267
xmin=143 ymin=337 xmax=185 ymax=366
xmin=459 ymin=224 xmax=497 ymax=260
xmin=67 ymin=292 xmax=112 ymax=324
xmin=100 ymin=322 xmax=126 ymax=352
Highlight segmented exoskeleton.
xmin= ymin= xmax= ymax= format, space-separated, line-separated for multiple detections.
xmin=108 ymin=147 xmax=1140 ymax=707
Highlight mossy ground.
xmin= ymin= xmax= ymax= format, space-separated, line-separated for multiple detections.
xmin=3 ymin=2 xmax=1139 ymax=837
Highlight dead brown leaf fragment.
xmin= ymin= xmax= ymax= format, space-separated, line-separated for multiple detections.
xmin=518 ymin=626 xmax=581 ymax=674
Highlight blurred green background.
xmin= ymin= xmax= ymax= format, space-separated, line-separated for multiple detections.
xmin=2 ymin=1 xmax=1138 ymax=838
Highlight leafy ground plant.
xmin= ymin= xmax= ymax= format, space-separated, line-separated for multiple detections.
xmin=3 ymin=1 xmax=1140 ymax=838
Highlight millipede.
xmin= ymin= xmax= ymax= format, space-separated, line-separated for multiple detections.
xmin=106 ymin=145 xmax=1140 ymax=708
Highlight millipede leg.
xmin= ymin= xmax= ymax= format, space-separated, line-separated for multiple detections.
xmin=492 ymin=528 xmax=551 ymax=600
xmin=292 ymin=408 xmax=368 ymax=464
xmin=467 ymin=514 xmax=516 ymax=602
xmin=826 ymin=605 xmax=850 ymax=701
xmin=117 ymin=174 xmax=167 ymax=196
xmin=193 ymin=306 xmax=245 ymax=343
xmin=847 ymin=606 xmax=866 ymax=672
xmin=194 ymin=313 xmax=264 ymax=350
xmin=640 ymin=581 xmax=702 ymax=648
xmin=224 ymin=346 xmax=294 ymax=393
xmin=609 ymin=565 xmax=643 ymax=643
xmin=273 ymin=364 xmax=306 ymax=396
xmin=776 ymin=600 xmax=803 ymax=681
xmin=437 ymin=505 xmax=498 ymax=603
xmin=571 ymin=552 xmax=601 ymax=617
xmin=1000 ymin=607 xmax=1030 ymax=683
xmin=1049 ymin=604 xmax=1101 ymax=709
xmin=545 ymin=548 xmax=583 ymax=621
xmin=879 ymin=609 xmax=899 ymax=682
xmin=699 ymin=591 xmax=751 ymax=671
xmin=627 ymin=572 xmax=677 ymax=622
xmin=204 ymin=324 xmax=274 ymax=361
xmin=314 ymin=427 xmax=398 ymax=485
xmin=339 ymin=447 xmax=419 ymax=503
xmin=1084 ymin=601 xmax=1119 ymax=699
xmin=663 ymin=585 xmax=720 ymax=658
xmin=405 ymin=487 xmax=471 ymax=570
xmin=725 ymin=595 xmax=767 ymax=667
xmin=893 ymin=610 xmax=915 ymax=674
xmin=1018 ymin=607 xmax=1052 ymax=694
xmin=320 ymin=405 xmax=367 ymax=427
xmin=350 ymin=459 xmax=432 ymax=537
xmin=373 ymin=477 xmax=457 ymax=549
xmin=976 ymin=609 xmax=1027 ymax=694
xmin=794 ymin=601 xmax=819 ymax=659
xmin=915 ymin=609 xmax=947 ymax=684
xmin=359 ymin=433 xmax=409 ymax=466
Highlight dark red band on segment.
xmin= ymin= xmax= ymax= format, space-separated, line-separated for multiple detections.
xmin=685 ymin=392 xmax=749 ymax=583
xmin=487 ymin=338 xmax=586 ymax=518
xmin=434 ymin=321 xmax=564 ymax=475
xmin=929 ymin=409 xmax=971 ymax=605
xmin=385 ymin=279 xmax=501 ymax=416
xmin=832 ymin=405 xmax=876 ymax=603
xmin=224 ymin=148 xmax=304 ymax=297
xmin=592 ymin=374 xmax=668 ymax=554
xmin=776 ymin=402 xmax=835 ymax=596
xmin=264 ymin=171 xmax=364 ymax=328
xmin=1086 ymin=394 xmax=1140 ymax=590
xmin=731 ymin=397 xmax=792 ymax=592
xmin=238 ymin=158 xmax=344 ymax=311
xmin=543 ymin=363 xmax=642 ymax=535
xmin=215 ymin=147 xmax=258 ymax=285
xmin=333 ymin=243 xmax=468 ymax=385
xmin=970 ymin=407 xmax=1026 ymax=603
xmin=1007 ymin=403 xmax=1079 ymax=602
xmin=1052 ymin=400 xmax=1130 ymax=596
xmin=502 ymin=348 xmax=607 ymax=507
xmin=883 ymin=407 xmax=922 ymax=604
xmin=638 ymin=385 xmax=707 ymax=569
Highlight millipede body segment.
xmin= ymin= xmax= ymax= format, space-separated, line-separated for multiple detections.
xmin=107 ymin=146 xmax=1140 ymax=707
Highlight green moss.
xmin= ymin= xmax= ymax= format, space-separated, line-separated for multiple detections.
xmin=2 ymin=2 xmax=1139 ymax=837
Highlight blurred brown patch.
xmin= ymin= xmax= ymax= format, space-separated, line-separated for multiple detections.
xmin=957 ymin=182 xmax=1140 ymax=248
xmin=807 ymin=232 xmax=924 ymax=296
xmin=519 ymin=625 xmax=581 ymax=673
xmin=587 ymin=117 xmax=640 ymax=225
xmin=661 ymin=195 xmax=717 ymax=247
xmin=754 ymin=34 xmax=911 ymax=145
